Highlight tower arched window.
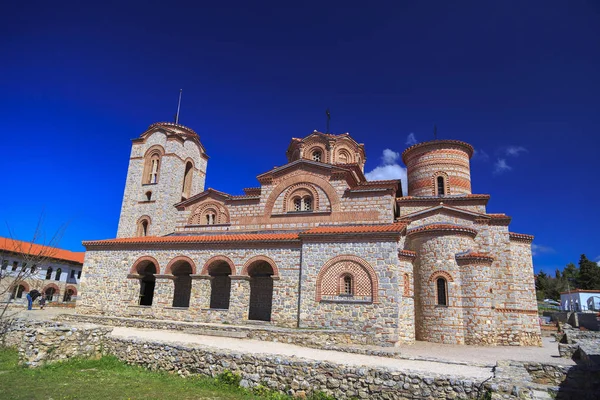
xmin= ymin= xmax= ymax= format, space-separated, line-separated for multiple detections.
xmin=436 ymin=277 xmax=448 ymax=306
xmin=142 ymin=147 xmax=164 ymax=185
xmin=181 ymin=161 xmax=193 ymax=201
xmin=136 ymin=216 xmax=151 ymax=237
xmin=205 ymin=212 xmax=216 ymax=225
xmin=312 ymin=150 xmax=322 ymax=162
xmin=437 ymin=176 xmax=445 ymax=196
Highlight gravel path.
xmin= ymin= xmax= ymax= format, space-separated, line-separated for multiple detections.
xmin=110 ymin=326 xmax=494 ymax=379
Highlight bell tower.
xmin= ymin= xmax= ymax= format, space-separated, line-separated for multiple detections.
xmin=116 ymin=122 xmax=208 ymax=238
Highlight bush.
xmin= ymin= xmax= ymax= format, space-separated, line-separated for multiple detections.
xmin=216 ymin=369 xmax=241 ymax=386
xmin=307 ymin=391 xmax=337 ymax=400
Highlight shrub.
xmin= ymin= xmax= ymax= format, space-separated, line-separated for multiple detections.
xmin=216 ymin=369 xmax=241 ymax=386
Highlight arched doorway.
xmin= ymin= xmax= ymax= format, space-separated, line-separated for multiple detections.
xmin=137 ymin=262 xmax=157 ymax=306
xmin=63 ymin=288 xmax=75 ymax=302
xmin=207 ymin=260 xmax=232 ymax=309
xmin=9 ymin=284 xmax=26 ymax=300
xmin=171 ymin=261 xmax=193 ymax=308
xmin=45 ymin=287 xmax=56 ymax=302
xmin=247 ymin=260 xmax=274 ymax=321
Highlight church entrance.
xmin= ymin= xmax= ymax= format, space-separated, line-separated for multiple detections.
xmin=247 ymin=261 xmax=274 ymax=322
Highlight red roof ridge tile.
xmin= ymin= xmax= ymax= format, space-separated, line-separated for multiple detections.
xmin=302 ymin=222 xmax=407 ymax=235
xmin=406 ymin=224 xmax=478 ymax=237
xmin=83 ymin=233 xmax=300 ymax=247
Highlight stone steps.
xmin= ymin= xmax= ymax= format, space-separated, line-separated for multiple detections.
xmin=184 ymin=328 xmax=248 ymax=339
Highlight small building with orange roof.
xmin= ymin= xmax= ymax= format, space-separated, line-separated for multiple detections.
xmin=0 ymin=237 xmax=85 ymax=305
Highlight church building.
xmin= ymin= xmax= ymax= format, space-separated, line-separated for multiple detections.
xmin=79 ymin=122 xmax=542 ymax=346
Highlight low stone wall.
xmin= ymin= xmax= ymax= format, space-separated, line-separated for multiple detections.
xmin=105 ymin=336 xmax=496 ymax=399
xmin=58 ymin=313 xmax=377 ymax=347
xmin=3 ymin=319 xmax=112 ymax=367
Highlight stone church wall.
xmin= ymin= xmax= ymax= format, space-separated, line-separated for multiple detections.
xmin=298 ymin=240 xmax=405 ymax=345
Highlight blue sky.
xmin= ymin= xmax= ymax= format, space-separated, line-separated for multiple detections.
xmin=1 ymin=1 xmax=598 ymax=273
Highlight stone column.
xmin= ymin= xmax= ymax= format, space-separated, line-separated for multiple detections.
xmin=153 ymin=275 xmax=175 ymax=309
xmin=125 ymin=274 xmax=142 ymax=307
xmin=229 ymin=276 xmax=251 ymax=323
xmin=189 ymin=275 xmax=212 ymax=312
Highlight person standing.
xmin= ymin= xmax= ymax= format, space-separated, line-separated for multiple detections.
xmin=26 ymin=292 xmax=33 ymax=310
xmin=39 ymin=297 xmax=46 ymax=310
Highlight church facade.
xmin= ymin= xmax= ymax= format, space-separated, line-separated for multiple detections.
xmin=79 ymin=122 xmax=541 ymax=346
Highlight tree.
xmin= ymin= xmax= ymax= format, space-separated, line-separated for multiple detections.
xmin=0 ymin=213 xmax=68 ymax=344
xmin=578 ymin=254 xmax=600 ymax=290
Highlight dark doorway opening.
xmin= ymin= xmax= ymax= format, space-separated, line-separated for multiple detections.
xmin=248 ymin=261 xmax=274 ymax=322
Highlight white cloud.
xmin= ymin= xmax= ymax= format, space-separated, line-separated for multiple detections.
xmin=504 ymin=146 xmax=527 ymax=157
xmin=406 ymin=133 xmax=417 ymax=146
xmin=381 ymin=149 xmax=400 ymax=165
xmin=473 ymin=148 xmax=490 ymax=161
xmin=365 ymin=148 xmax=408 ymax=195
xmin=531 ymin=244 xmax=555 ymax=256
xmin=493 ymin=158 xmax=512 ymax=174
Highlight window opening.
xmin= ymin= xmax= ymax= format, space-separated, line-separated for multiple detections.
xmin=343 ymin=275 xmax=353 ymax=295
xmin=312 ymin=150 xmax=322 ymax=162
xmin=46 ymin=267 xmax=53 ymax=280
xmin=437 ymin=176 xmax=445 ymax=196
xmin=436 ymin=278 xmax=447 ymax=306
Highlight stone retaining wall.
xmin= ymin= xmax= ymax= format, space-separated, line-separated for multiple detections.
xmin=3 ymin=319 xmax=112 ymax=367
xmin=105 ymin=336 xmax=496 ymax=399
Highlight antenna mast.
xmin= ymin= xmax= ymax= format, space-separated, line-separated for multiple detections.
xmin=175 ymin=89 xmax=182 ymax=124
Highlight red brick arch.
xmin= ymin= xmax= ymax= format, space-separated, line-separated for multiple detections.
xmin=11 ymin=281 xmax=30 ymax=293
xmin=165 ymin=256 xmax=197 ymax=275
xmin=130 ymin=256 xmax=161 ymax=274
xmin=315 ymin=255 xmax=379 ymax=303
xmin=427 ymin=270 xmax=454 ymax=283
xmin=241 ymin=255 xmax=280 ymax=277
xmin=201 ymin=255 xmax=236 ymax=276
xmin=65 ymin=285 xmax=78 ymax=296
xmin=264 ymin=174 xmax=341 ymax=216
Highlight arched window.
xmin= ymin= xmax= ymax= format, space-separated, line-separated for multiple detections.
xmin=342 ymin=274 xmax=353 ymax=296
xmin=45 ymin=267 xmax=53 ymax=280
xmin=436 ymin=277 xmax=448 ymax=306
xmin=181 ymin=161 xmax=193 ymax=201
xmin=205 ymin=211 xmax=216 ymax=225
xmin=312 ymin=150 xmax=322 ymax=162
xmin=13 ymin=284 xmax=26 ymax=299
xmin=145 ymin=191 xmax=152 ymax=201
xmin=142 ymin=147 xmax=164 ymax=185
xmin=136 ymin=217 xmax=151 ymax=237
xmin=292 ymin=196 xmax=312 ymax=212
xmin=55 ymin=268 xmax=62 ymax=281
xmin=437 ymin=176 xmax=445 ymax=196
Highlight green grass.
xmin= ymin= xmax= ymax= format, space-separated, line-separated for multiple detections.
xmin=0 ymin=347 xmax=289 ymax=400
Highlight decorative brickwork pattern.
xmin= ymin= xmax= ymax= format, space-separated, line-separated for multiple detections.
xmin=315 ymin=255 xmax=378 ymax=303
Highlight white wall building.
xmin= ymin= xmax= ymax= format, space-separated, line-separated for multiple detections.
xmin=560 ymin=290 xmax=600 ymax=312
xmin=1 ymin=237 xmax=84 ymax=304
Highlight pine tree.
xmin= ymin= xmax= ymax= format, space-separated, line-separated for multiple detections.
xmin=578 ymin=254 xmax=600 ymax=290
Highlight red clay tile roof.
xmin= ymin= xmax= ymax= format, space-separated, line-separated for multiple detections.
xmin=398 ymin=250 xmax=417 ymax=258
xmin=509 ymin=232 xmax=534 ymax=242
xmin=397 ymin=194 xmax=490 ymax=202
xmin=83 ymin=233 xmax=300 ymax=247
xmin=302 ymin=222 xmax=408 ymax=235
xmin=147 ymin=122 xmax=198 ymax=137
xmin=455 ymin=251 xmax=495 ymax=262
xmin=0 ymin=237 xmax=84 ymax=264
xmin=407 ymin=224 xmax=478 ymax=236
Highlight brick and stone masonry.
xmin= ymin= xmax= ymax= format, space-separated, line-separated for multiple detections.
xmin=78 ymin=123 xmax=541 ymax=346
